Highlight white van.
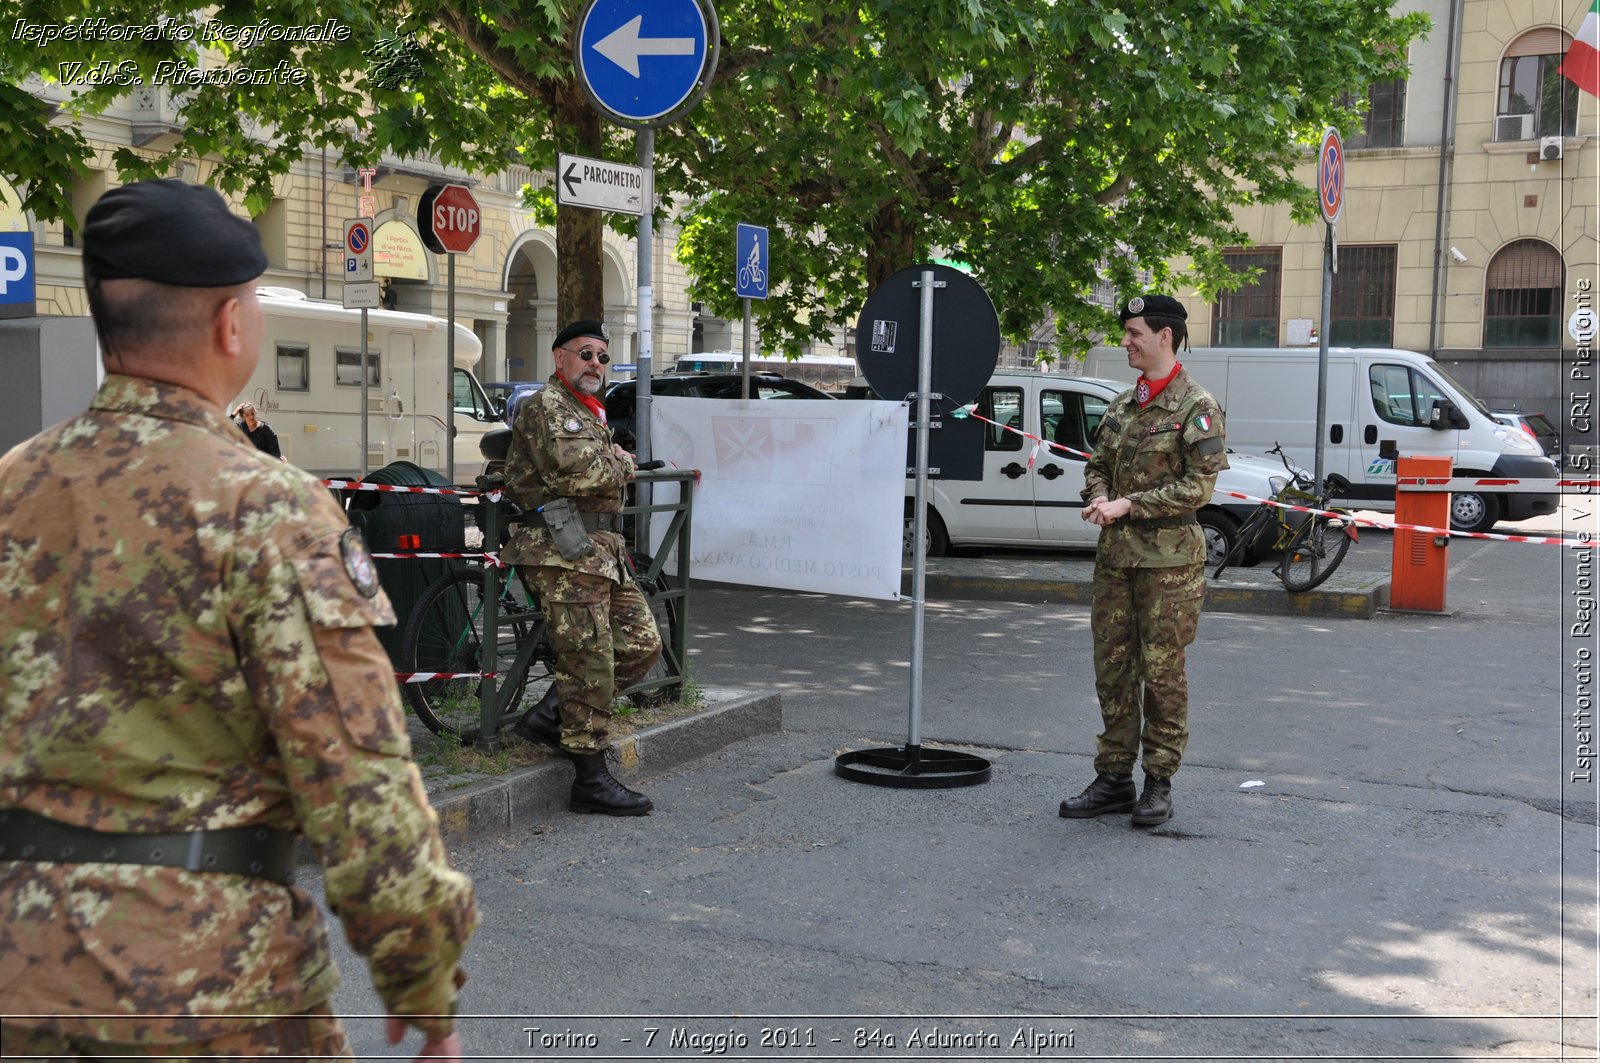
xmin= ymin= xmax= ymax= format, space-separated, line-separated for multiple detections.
xmin=1084 ymin=345 xmax=1560 ymax=533
xmin=236 ymin=288 xmax=501 ymax=480
xmin=906 ymin=372 xmax=1300 ymax=564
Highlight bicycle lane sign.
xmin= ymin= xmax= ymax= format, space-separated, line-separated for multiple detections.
xmin=736 ymin=223 xmax=767 ymax=299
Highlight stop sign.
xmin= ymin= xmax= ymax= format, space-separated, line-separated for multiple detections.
xmin=419 ymin=183 xmax=481 ymax=254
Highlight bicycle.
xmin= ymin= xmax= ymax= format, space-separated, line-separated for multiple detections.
xmin=399 ymin=490 xmax=682 ymax=743
xmin=1211 ymin=443 xmax=1359 ymax=593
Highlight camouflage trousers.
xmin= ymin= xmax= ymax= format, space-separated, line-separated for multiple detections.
xmin=525 ymin=564 xmax=663 ymax=753
xmin=1 ymin=1002 xmax=352 ymax=1060
xmin=1089 ymin=561 xmax=1206 ymax=778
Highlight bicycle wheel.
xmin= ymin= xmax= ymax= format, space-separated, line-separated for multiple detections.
xmin=401 ymin=567 xmax=541 ymax=741
xmin=626 ymin=552 xmax=683 ymax=706
xmin=1279 ymin=513 xmax=1354 ymax=593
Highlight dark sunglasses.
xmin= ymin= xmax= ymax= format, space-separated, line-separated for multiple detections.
xmin=561 ymin=345 xmax=610 ymax=365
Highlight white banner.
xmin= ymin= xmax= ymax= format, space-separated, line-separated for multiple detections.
xmin=648 ymin=398 xmax=908 ymax=599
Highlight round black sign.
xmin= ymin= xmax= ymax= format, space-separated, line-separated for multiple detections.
xmin=855 ymin=263 xmax=999 ymax=413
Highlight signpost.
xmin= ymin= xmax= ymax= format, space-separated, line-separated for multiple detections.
xmin=1313 ymin=127 xmax=1344 ymax=498
xmin=573 ymin=0 xmax=718 ymax=546
xmin=419 ymin=183 xmax=483 ymax=483
xmin=556 ymin=153 xmax=649 ymax=215
xmin=734 ymin=223 xmax=767 ymax=397
xmin=341 ymin=217 xmax=377 ymax=472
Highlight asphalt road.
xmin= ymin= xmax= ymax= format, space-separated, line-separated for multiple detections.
xmin=320 ymin=512 xmax=1596 ymax=1061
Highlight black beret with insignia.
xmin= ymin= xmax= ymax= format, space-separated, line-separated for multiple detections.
xmin=82 ymin=179 xmax=268 ymax=288
xmin=552 ymin=319 xmax=610 ymax=350
xmin=1120 ymin=293 xmax=1187 ymax=324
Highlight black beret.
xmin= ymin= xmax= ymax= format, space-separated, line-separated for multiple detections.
xmin=552 ymin=319 xmax=610 ymax=350
xmin=1120 ymin=294 xmax=1187 ymax=324
xmin=82 ymin=179 xmax=267 ymax=288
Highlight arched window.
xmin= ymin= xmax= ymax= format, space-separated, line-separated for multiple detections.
xmin=1483 ymin=240 xmax=1563 ymax=348
xmin=1496 ymin=28 xmax=1578 ymax=140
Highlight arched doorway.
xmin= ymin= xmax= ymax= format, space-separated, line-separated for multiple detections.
xmin=505 ymin=231 xmax=558 ymax=382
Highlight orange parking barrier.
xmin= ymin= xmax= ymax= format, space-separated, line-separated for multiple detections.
xmin=1391 ymin=455 xmax=1453 ymax=612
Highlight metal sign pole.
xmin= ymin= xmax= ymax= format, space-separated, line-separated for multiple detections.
xmin=741 ymin=297 xmax=753 ymax=399
xmin=635 ymin=127 xmax=655 ymax=549
xmin=832 ymin=263 xmax=991 ymax=788
xmin=906 ymin=268 xmax=937 ymax=750
xmin=447 ymin=253 xmax=457 ymax=484
xmin=1314 ymin=221 xmax=1334 ymax=494
xmin=359 ymin=308 xmax=370 ymax=476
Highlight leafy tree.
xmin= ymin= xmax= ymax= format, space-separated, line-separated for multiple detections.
xmin=667 ymin=0 xmax=1426 ymax=357
xmin=3 ymin=0 xmax=1424 ymax=354
xmin=0 ymin=0 xmax=627 ymax=321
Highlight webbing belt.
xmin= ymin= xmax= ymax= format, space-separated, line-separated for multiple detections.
xmin=0 ymin=808 xmax=296 ymax=886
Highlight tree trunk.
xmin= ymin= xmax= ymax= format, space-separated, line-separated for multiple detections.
xmin=555 ymin=80 xmax=605 ymax=327
xmin=866 ymin=199 xmax=918 ymax=292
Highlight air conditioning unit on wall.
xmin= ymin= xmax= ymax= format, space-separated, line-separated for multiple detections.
xmin=1540 ymin=135 xmax=1564 ymax=161
xmin=1495 ymin=113 xmax=1534 ymax=142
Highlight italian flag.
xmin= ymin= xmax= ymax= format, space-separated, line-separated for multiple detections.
xmin=1561 ymin=0 xmax=1600 ymax=97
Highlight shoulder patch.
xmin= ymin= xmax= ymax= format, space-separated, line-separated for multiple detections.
xmin=563 ymin=417 xmax=583 ymax=433
xmin=340 ymin=527 xmax=381 ymax=598
xmin=1194 ymin=413 xmax=1214 ymax=433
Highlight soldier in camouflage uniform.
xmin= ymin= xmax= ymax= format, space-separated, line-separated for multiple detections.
xmin=0 ymin=181 xmax=477 ymax=1061
xmin=1060 ymin=294 xmax=1229 ymax=828
xmin=501 ymin=320 xmax=662 ymax=817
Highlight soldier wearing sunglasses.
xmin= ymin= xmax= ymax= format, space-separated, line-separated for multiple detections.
xmin=500 ymin=319 xmax=662 ymax=816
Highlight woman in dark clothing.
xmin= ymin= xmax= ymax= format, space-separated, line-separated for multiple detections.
xmin=230 ymin=402 xmax=284 ymax=460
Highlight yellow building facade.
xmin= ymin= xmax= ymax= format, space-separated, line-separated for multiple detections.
xmin=1174 ymin=0 xmax=1595 ymax=419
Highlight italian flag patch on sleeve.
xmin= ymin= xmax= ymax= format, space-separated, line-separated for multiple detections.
xmin=1194 ymin=414 xmax=1213 ymax=433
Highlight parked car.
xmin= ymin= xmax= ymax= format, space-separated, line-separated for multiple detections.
xmin=1489 ymin=408 xmax=1560 ymax=467
xmin=481 ymin=381 xmax=543 ymax=425
xmin=907 ymin=372 xmax=1306 ymax=565
xmin=605 ymin=372 xmax=834 ymax=451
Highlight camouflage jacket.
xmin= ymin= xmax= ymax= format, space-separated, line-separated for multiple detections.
xmin=500 ymin=374 xmax=633 ymax=582
xmin=1082 ymin=367 xmax=1229 ymax=568
xmin=0 ymin=375 xmax=477 ymax=1042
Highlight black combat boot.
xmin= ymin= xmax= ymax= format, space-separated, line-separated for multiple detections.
xmin=569 ymin=753 xmax=654 ymax=816
xmin=1131 ymin=773 xmax=1173 ymax=828
xmin=511 ymin=684 xmax=562 ymax=748
xmin=1059 ymin=771 xmax=1136 ymax=818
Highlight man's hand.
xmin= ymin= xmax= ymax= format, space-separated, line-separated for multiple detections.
xmin=386 ymin=1016 xmax=463 ymax=1063
xmin=1082 ymin=496 xmax=1132 ymax=526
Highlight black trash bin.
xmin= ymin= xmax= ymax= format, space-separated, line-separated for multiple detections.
xmin=344 ymin=461 xmax=466 ymax=667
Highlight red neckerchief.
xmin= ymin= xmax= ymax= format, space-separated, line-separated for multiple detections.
xmin=1136 ymin=361 xmax=1182 ymax=408
xmin=558 ymin=372 xmax=607 ymax=425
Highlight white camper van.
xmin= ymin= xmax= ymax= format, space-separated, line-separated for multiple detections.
xmin=1085 ymin=345 xmax=1559 ymax=533
xmin=906 ymin=372 xmax=1301 ymax=564
xmin=236 ymin=288 xmax=502 ymax=480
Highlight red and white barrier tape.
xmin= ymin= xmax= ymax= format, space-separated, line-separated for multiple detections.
xmin=955 ymin=408 xmax=1593 ymax=549
xmin=369 ymin=551 xmax=504 ymax=565
xmin=1398 ymin=476 xmax=1597 ymax=493
xmin=394 ymin=671 xmax=496 ymax=684
xmin=322 ymin=478 xmax=502 ymax=501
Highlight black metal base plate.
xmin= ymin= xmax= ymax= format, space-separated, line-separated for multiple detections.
xmin=834 ymin=744 xmax=992 ymax=789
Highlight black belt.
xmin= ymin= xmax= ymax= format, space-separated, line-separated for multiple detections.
xmin=529 ymin=510 xmax=625 ymax=533
xmin=0 ymin=809 xmax=296 ymax=886
xmin=1126 ymin=514 xmax=1199 ymax=529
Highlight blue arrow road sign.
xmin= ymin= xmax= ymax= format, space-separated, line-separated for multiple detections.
xmin=577 ymin=0 xmax=709 ymax=124
xmin=735 ymin=224 xmax=768 ymax=300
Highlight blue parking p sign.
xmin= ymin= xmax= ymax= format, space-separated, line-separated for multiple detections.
xmin=0 ymin=231 xmax=35 ymax=319
xmin=735 ymin=223 xmax=768 ymax=300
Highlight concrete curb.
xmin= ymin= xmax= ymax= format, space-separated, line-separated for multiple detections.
xmin=425 ymin=689 xmax=782 ymax=848
xmin=912 ymin=567 xmax=1391 ymax=619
